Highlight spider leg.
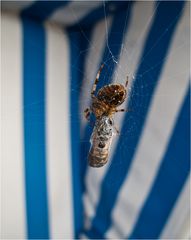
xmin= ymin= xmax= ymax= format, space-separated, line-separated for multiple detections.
xmin=115 ymin=108 xmax=125 ymax=112
xmin=91 ymin=63 xmax=104 ymax=98
xmin=114 ymin=125 xmax=120 ymax=135
xmin=125 ymin=76 xmax=129 ymax=88
xmin=84 ymin=108 xmax=91 ymax=120
xmin=84 ymin=108 xmax=95 ymax=127
xmin=115 ymin=108 xmax=132 ymax=113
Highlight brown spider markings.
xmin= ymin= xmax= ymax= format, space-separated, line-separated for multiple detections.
xmin=84 ymin=64 xmax=129 ymax=121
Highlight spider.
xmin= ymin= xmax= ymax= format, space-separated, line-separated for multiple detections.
xmin=84 ymin=64 xmax=129 ymax=167
xmin=84 ymin=64 xmax=129 ymax=131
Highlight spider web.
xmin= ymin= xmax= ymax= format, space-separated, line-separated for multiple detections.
xmin=16 ymin=1 xmax=186 ymax=170
xmin=68 ymin=1 xmax=159 ymax=164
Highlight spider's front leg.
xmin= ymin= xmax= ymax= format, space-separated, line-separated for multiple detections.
xmin=91 ymin=64 xmax=104 ymax=98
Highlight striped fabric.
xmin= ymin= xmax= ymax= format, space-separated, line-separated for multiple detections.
xmin=1 ymin=1 xmax=190 ymax=239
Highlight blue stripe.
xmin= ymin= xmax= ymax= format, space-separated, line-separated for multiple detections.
xmin=68 ymin=28 xmax=94 ymax=237
xmin=86 ymin=1 xmax=185 ymax=238
xmin=21 ymin=0 xmax=69 ymax=22
xmin=22 ymin=17 xmax=49 ymax=239
xmin=129 ymin=85 xmax=190 ymax=239
xmin=80 ymin=2 xmax=133 ymax=197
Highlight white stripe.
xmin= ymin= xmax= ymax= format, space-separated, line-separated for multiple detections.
xmin=83 ymin=1 xmax=155 ymax=228
xmin=50 ymin=1 xmax=102 ymax=26
xmin=106 ymin=3 xmax=190 ymax=238
xmin=46 ymin=23 xmax=74 ymax=239
xmin=1 ymin=13 xmax=26 ymax=239
xmin=160 ymin=175 xmax=190 ymax=239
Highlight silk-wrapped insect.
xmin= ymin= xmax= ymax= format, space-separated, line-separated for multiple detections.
xmin=84 ymin=64 xmax=129 ymax=168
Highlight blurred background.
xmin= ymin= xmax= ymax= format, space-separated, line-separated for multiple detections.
xmin=1 ymin=1 xmax=190 ymax=239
